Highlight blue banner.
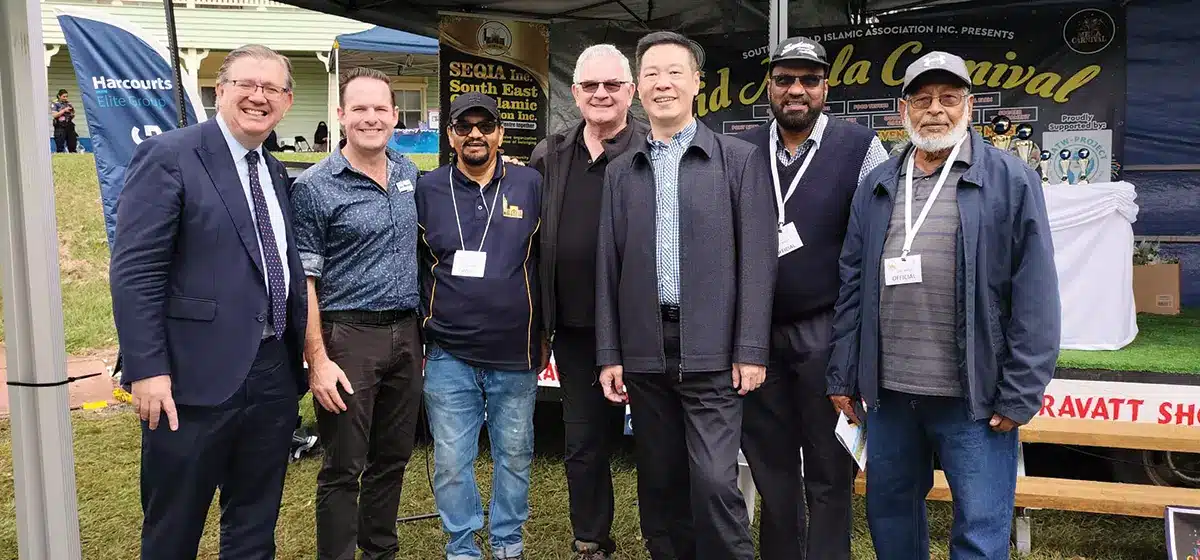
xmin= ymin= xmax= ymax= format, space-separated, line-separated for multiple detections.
xmin=55 ymin=8 xmax=206 ymax=247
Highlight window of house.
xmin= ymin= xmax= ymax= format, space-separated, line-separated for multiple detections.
xmin=201 ymin=86 xmax=217 ymax=118
xmin=393 ymin=89 xmax=423 ymax=129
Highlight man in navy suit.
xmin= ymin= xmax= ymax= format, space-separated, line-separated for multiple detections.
xmin=109 ymin=44 xmax=307 ymax=560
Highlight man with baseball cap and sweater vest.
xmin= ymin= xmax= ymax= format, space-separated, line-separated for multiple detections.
xmin=734 ymin=36 xmax=889 ymax=560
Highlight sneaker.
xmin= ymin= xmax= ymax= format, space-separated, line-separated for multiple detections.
xmin=289 ymin=430 xmax=318 ymax=462
xmin=572 ymin=540 xmax=611 ymax=560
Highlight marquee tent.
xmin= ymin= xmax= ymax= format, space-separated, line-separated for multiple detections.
xmin=325 ymin=26 xmax=440 ymax=147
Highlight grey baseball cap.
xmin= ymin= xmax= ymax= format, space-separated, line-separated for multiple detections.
xmin=902 ymin=51 xmax=971 ymax=95
xmin=770 ymin=36 xmax=829 ymax=68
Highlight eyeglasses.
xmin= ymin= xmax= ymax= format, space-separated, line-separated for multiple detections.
xmin=451 ymin=121 xmax=499 ymax=136
xmin=225 ymin=79 xmax=290 ymax=100
xmin=771 ymin=74 xmax=824 ymax=88
xmin=577 ymin=80 xmax=630 ymax=93
xmin=906 ymin=93 xmax=968 ymax=110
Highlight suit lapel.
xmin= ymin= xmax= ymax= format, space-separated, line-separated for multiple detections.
xmin=197 ymin=120 xmax=265 ymax=278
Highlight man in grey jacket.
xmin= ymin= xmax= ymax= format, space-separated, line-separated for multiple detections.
xmin=596 ymin=30 xmax=777 ymax=560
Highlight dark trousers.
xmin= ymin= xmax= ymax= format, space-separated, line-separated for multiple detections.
xmin=139 ymin=337 xmax=299 ymax=560
xmin=624 ymin=320 xmax=754 ymax=560
xmin=741 ymin=309 xmax=854 ymax=560
xmin=54 ymin=124 xmax=77 ymax=153
xmin=314 ymin=313 xmax=424 ymax=560
xmin=553 ymin=326 xmax=625 ymax=551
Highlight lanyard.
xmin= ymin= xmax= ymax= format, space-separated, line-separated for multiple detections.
xmin=449 ymin=164 xmax=503 ymax=251
xmin=767 ymin=123 xmax=818 ymax=228
xmin=902 ymin=135 xmax=965 ymax=257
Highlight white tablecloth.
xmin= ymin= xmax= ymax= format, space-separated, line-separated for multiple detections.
xmin=1043 ymin=181 xmax=1139 ymax=350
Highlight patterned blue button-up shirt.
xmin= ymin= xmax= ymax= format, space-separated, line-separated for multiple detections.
xmin=290 ymin=147 xmax=421 ymax=312
xmin=648 ymin=119 xmax=697 ymax=307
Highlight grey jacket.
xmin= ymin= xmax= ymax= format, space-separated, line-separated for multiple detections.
xmin=595 ymin=119 xmax=777 ymax=373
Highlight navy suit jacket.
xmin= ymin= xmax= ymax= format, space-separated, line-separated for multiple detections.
xmin=110 ymin=118 xmax=308 ymax=407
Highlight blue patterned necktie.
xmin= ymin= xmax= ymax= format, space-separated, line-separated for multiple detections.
xmin=245 ymin=150 xmax=286 ymax=338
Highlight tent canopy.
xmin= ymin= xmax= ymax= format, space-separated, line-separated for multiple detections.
xmin=334 ymin=25 xmax=439 ymax=55
xmin=332 ymin=25 xmax=439 ymax=76
xmin=280 ymin=0 xmax=858 ymax=39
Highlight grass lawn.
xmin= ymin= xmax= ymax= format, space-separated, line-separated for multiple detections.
xmin=1058 ymin=309 xmax=1200 ymax=374
xmin=0 ymin=399 xmax=1170 ymax=559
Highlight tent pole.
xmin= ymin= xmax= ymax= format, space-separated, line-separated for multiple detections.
xmin=0 ymin=0 xmax=84 ymax=558
xmin=332 ymin=48 xmax=341 ymax=148
xmin=769 ymin=0 xmax=787 ymax=48
xmin=163 ymin=0 xmax=187 ymax=127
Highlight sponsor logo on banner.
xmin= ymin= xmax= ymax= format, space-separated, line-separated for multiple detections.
xmin=55 ymin=7 xmax=206 ymax=247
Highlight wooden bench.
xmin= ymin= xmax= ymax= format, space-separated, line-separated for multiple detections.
xmin=853 ymin=417 xmax=1200 ymax=553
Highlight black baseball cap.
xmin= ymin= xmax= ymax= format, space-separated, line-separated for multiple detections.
xmin=770 ymin=37 xmax=829 ymax=69
xmin=449 ymin=92 xmax=500 ymax=121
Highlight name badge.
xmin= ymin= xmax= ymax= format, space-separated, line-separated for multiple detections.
xmin=452 ymin=250 xmax=487 ymax=278
xmin=396 ymin=179 xmax=414 ymax=193
xmin=884 ymin=255 xmax=922 ymax=286
xmin=778 ymin=222 xmax=803 ymax=257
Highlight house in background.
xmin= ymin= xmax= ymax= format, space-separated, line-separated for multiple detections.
xmin=40 ymin=0 xmax=440 ymax=152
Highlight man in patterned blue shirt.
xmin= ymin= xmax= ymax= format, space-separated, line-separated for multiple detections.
xmin=596 ymin=31 xmax=776 ymax=560
xmin=290 ymin=67 xmax=424 ymax=560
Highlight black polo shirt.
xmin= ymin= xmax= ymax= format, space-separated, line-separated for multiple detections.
xmin=556 ymin=129 xmax=624 ymax=328
xmin=416 ymin=160 xmax=543 ymax=371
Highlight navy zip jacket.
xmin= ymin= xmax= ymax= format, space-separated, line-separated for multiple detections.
xmin=595 ymin=120 xmax=777 ymax=373
xmin=826 ymin=129 xmax=1061 ymax=425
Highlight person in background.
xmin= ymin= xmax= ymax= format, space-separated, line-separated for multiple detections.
xmin=595 ymin=30 xmax=776 ymax=560
xmin=733 ymin=36 xmax=889 ymax=560
xmin=826 ymin=50 xmax=1060 ymax=560
xmin=110 ymin=44 xmax=305 ymax=559
xmin=416 ymin=92 xmax=545 ymax=560
xmin=290 ymin=66 xmax=424 ymax=560
xmin=528 ymin=43 xmax=646 ymax=560
xmin=51 ymin=89 xmax=78 ymax=153
xmin=315 ymin=120 xmax=330 ymax=151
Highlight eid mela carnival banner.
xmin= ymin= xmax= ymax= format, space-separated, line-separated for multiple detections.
xmin=687 ymin=3 xmax=1126 ymax=182
xmin=438 ymin=15 xmax=549 ymax=166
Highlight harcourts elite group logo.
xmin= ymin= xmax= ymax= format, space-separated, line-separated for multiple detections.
xmin=91 ymin=75 xmax=173 ymax=109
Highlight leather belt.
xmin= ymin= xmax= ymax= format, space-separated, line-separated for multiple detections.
xmin=321 ymin=309 xmax=417 ymax=326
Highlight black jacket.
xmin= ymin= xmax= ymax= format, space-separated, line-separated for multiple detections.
xmin=595 ymin=119 xmax=777 ymax=373
xmin=529 ymin=115 xmax=650 ymax=337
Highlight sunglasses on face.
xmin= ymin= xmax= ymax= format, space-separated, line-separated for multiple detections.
xmin=906 ymin=93 xmax=968 ymax=110
xmin=451 ymin=121 xmax=498 ymax=136
xmin=771 ymin=74 xmax=824 ymax=88
xmin=577 ymin=80 xmax=630 ymax=93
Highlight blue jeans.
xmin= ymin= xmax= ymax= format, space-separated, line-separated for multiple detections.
xmin=423 ymin=343 xmax=537 ymax=560
xmin=866 ymin=389 xmax=1018 ymax=560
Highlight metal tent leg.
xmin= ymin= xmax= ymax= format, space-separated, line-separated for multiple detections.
xmin=1014 ymin=440 xmax=1033 ymax=555
xmin=1 ymin=0 xmax=83 ymax=557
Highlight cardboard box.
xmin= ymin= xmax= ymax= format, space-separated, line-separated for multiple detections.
xmin=1133 ymin=263 xmax=1181 ymax=315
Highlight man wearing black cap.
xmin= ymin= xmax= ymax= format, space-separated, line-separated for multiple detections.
xmin=827 ymin=51 xmax=1059 ymax=559
xmin=415 ymin=91 xmax=546 ymax=560
xmin=734 ymin=36 xmax=888 ymax=560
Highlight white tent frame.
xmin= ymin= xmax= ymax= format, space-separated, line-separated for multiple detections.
xmin=1 ymin=0 xmax=84 ymax=557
